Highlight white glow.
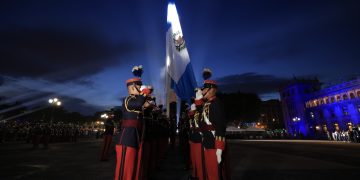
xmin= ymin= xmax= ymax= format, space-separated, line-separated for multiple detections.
xmin=56 ymin=101 xmax=61 ymax=106
xmin=166 ymin=56 xmax=170 ymax=67
xmin=167 ymin=3 xmax=183 ymax=38
xmin=53 ymin=98 xmax=58 ymax=102
xmin=48 ymin=99 xmax=53 ymax=104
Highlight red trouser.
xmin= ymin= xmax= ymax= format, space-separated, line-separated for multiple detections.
xmin=190 ymin=142 xmax=204 ymax=180
xmin=115 ymin=145 xmax=142 ymax=180
xmin=100 ymin=135 xmax=112 ymax=160
xmin=204 ymin=149 xmax=220 ymax=180
xmin=136 ymin=142 xmax=144 ymax=180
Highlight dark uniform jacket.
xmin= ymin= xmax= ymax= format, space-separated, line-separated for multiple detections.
xmin=201 ymin=97 xmax=226 ymax=150
xmin=118 ymin=95 xmax=146 ymax=148
xmin=143 ymin=106 xmax=154 ymax=141
xmin=189 ymin=109 xmax=202 ymax=143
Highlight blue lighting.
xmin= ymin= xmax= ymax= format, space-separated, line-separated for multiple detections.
xmin=280 ymin=78 xmax=360 ymax=138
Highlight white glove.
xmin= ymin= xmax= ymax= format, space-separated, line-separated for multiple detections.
xmin=216 ymin=149 xmax=222 ymax=164
xmin=190 ymin=104 xmax=196 ymax=111
xmin=195 ymin=88 xmax=203 ymax=100
xmin=140 ymin=85 xmax=147 ymax=91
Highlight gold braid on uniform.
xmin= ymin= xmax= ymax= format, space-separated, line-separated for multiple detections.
xmin=124 ymin=96 xmax=141 ymax=113
xmin=194 ymin=112 xmax=200 ymax=123
xmin=202 ymin=103 xmax=210 ymax=122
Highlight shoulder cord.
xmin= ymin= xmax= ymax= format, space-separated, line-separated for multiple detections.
xmin=124 ymin=96 xmax=141 ymax=113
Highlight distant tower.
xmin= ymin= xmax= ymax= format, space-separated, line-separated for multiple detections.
xmin=279 ymin=78 xmax=321 ymax=137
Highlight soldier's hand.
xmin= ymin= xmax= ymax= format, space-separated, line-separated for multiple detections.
xmin=140 ymin=85 xmax=151 ymax=96
xmin=190 ymin=104 xmax=196 ymax=111
xmin=216 ymin=149 xmax=222 ymax=164
xmin=195 ymin=88 xmax=203 ymax=100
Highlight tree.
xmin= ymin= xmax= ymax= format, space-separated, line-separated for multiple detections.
xmin=217 ymin=92 xmax=261 ymax=124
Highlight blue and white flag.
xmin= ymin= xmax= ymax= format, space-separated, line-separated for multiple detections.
xmin=166 ymin=3 xmax=197 ymax=102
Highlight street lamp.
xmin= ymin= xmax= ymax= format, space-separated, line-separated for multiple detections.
xmin=101 ymin=113 xmax=109 ymax=119
xmin=48 ymin=98 xmax=62 ymax=125
xmin=292 ymin=117 xmax=301 ymax=122
xmin=292 ymin=116 xmax=301 ymax=136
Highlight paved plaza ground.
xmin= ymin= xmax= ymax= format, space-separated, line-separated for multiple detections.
xmin=1 ymin=138 xmax=360 ymax=180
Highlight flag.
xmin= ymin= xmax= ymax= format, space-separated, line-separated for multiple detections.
xmin=166 ymin=3 xmax=197 ymax=103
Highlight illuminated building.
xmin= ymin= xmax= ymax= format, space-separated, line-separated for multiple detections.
xmin=280 ymin=78 xmax=360 ymax=138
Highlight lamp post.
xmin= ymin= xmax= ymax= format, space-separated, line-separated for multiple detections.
xmin=292 ymin=116 xmax=301 ymax=137
xmin=48 ymin=98 xmax=62 ymax=125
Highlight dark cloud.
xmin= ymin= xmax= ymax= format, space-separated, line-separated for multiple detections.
xmin=73 ymin=79 xmax=94 ymax=88
xmin=0 ymin=27 xmax=138 ymax=82
xmin=217 ymin=73 xmax=290 ymax=95
xmin=60 ymin=96 xmax=103 ymax=115
xmin=0 ymin=90 xmax=102 ymax=115
xmin=0 ymin=76 xmax=4 ymax=86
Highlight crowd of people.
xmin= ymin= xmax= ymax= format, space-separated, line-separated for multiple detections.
xmin=328 ymin=127 xmax=360 ymax=143
xmin=0 ymin=121 xmax=99 ymax=148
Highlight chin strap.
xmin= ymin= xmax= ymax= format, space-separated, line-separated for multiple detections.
xmin=132 ymin=83 xmax=141 ymax=94
xmin=202 ymin=87 xmax=212 ymax=100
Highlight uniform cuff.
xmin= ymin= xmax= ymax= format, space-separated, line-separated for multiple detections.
xmin=195 ymin=99 xmax=203 ymax=106
xmin=215 ymin=136 xmax=225 ymax=150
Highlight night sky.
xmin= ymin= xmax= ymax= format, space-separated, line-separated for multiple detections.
xmin=1 ymin=0 xmax=360 ymax=115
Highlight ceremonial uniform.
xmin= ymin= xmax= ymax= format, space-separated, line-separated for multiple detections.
xmin=179 ymin=109 xmax=191 ymax=170
xmin=101 ymin=118 xmax=114 ymax=161
xmin=140 ymin=104 xmax=154 ymax=179
xmin=200 ymin=69 xmax=227 ymax=180
xmin=157 ymin=108 xmax=169 ymax=160
xmin=189 ymin=100 xmax=205 ymax=180
xmin=114 ymin=65 xmax=150 ymax=180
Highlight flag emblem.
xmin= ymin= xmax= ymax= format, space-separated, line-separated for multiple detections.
xmin=172 ymin=31 xmax=186 ymax=52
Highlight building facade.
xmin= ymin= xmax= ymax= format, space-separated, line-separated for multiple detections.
xmin=280 ymin=78 xmax=360 ymax=138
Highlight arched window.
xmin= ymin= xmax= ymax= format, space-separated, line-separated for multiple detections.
xmin=343 ymin=94 xmax=348 ymax=100
xmin=330 ymin=97 xmax=335 ymax=103
xmin=350 ymin=93 xmax=355 ymax=99
xmin=325 ymin=98 xmax=329 ymax=104
xmin=320 ymin=99 xmax=324 ymax=105
xmin=342 ymin=106 xmax=348 ymax=116
xmin=336 ymin=95 xmax=341 ymax=101
xmin=357 ymin=91 xmax=360 ymax=97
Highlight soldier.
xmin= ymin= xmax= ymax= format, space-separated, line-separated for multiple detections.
xmin=141 ymin=93 xmax=156 ymax=179
xmin=157 ymin=105 xmax=169 ymax=160
xmin=179 ymin=103 xmax=191 ymax=170
xmin=100 ymin=116 xmax=115 ymax=161
xmin=32 ymin=123 xmax=42 ymax=149
xmin=189 ymin=89 xmax=205 ymax=180
xmin=42 ymin=124 xmax=51 ymax=149
xmin=114 ymin=65 xmax=151 ymax=180
xmin=200 ymin=68 xmax=227 ymax=180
